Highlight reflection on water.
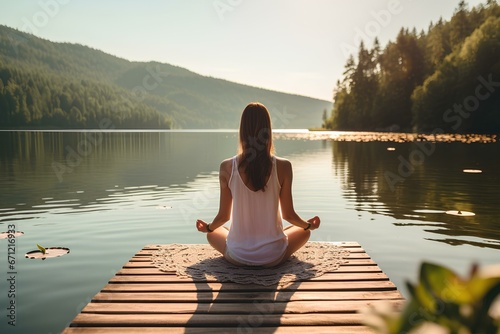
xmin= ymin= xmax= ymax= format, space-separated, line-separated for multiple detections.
xmin=275 ymin=130 xmax=497 ymax=143
xmin=331 ymin=140 xmax=500 ymax=249
xmin=0 ymin=131 xmax=234 ymax=222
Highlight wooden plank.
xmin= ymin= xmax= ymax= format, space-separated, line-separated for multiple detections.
xmin=108 ymin=272 xmax=390 ymax=283
xmin=70 ymin=313 xmax=366 ymax=326
xmin=63 ymin=326 xmax=378 ymax=334
xmin=82 ymin=300 xmax=404 ymax=314
xmin=100 ymin=280 xmax=397 ymax=292
xmin=115 ymin=264 xmax=384 ymax=275
xmin=92 ymin=290 xmax=404 ymax=302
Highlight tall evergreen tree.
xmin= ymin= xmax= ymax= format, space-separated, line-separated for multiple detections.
xmin=326 ymin=0 xmax=500 ymax=134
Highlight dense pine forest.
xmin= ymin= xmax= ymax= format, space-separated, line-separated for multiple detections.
xmin=0 ymin=65 xmax=174 ymax=129
xmin=0 ymin=32 xmax=175 ymax=129
xmin=0 ymin=26 xmax=330 ymax=129
xmin=323 ymin=1 xmax=500 ymax=133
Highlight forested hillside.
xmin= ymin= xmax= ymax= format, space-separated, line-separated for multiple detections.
xmin=0 ymin=25 xmax=331 ymax=129
xmin=324 ymin=1 xmax=500 ymax=133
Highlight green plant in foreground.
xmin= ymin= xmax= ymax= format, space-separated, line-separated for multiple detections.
xmin=363 ymin=262 xmax=500 ymax=334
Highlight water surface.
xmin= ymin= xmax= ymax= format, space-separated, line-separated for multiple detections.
xmin=0 ymin=130 xmax=498 ymax=333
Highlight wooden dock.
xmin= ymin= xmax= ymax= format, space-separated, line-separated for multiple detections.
xmin=62 ymin=242 xmax=404 ymax=333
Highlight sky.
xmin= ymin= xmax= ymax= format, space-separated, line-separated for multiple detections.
xmin=0 ymin=0 xmax=488 ymax=101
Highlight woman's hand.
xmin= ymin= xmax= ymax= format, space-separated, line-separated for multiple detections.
xmin=307 ymin=216 xmax=320 ymax=230
xmin=196 ymin=219 xmax=211 ymax=233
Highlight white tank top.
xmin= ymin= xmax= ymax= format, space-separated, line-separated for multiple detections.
xmin=226 ymin=155 xmax=288 ymax=265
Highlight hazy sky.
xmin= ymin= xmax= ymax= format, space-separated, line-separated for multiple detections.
xmin=0 ymin=0 xmax=487 ymax=100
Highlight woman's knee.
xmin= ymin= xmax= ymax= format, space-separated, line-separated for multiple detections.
xmin=300 ymin=229 xmax=311 ymax=244
xmin=207 ymin=232 xmax=218 ymax=246
xmin=207 ymin=230 xmax=227 ymax=254
xmin=289 ymin=226 xmax=310 ymax=239
xmin=287 ymin=227 xmax=310 ymax=247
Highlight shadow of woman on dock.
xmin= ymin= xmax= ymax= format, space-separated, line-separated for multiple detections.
xmin=182 ymin=256 xmax=319 ymax=333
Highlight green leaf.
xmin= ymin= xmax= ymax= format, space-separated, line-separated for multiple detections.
xmin=37 ymin=244 xmax=46 ymax=254
xmin=472 ymin=281 xmax=500 ymax=333
xmin=413 ymin=282 xmax=437 ymax=312
xmin=394 ymin=298 xmax=427 ymax=333
xmin=420 ymin=262 xmax=471 ymax=304
xmin=370 ymin=262 xmax=500 ymax=334
xmin=465 ymin=276 xmax=500 ymax=305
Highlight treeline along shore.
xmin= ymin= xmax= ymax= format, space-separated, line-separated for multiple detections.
xmin=323 ymin=1 xmax=500 ymax=134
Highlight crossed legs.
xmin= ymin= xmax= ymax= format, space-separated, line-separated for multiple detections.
xmin=206 ymin=225 xmax=310 ymax=267
xmin=206 ymin=226 xmax=229 ymax=254
xmin=280 ymin=225 xmax=311 ymax=263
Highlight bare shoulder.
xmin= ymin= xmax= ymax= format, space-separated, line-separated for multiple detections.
xmin=275 ymin=156 xmax=292 ymax=185
xmin=275 ymin=156 xmax=292 ymax=170
xmin=219 ymin=158 xmax=233 ymax=180
xmin=220 ymin=157 xmax=233 ymax=168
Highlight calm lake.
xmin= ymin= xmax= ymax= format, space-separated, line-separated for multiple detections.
xmin=0 ymin=130 xmax=499 ymax=333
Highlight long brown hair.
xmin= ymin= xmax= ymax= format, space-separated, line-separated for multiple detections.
xmin=238 ymin=102 xmax=275 ymax=191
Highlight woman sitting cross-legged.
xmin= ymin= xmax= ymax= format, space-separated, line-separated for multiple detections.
xmin=196 ymin=102 xmax=320 ymax=267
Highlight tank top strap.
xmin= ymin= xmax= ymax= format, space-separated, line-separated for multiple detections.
xmin=271 ymin=155 xmax=279 ymax=188
xmin=232 ymin=155 xmax=238 ymax=172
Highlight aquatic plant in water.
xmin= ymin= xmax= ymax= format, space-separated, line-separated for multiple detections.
xmin=25 ymin=244 xmax=70 ymax=260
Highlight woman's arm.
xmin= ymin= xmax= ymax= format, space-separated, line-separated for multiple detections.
xmin=277 ymin=158 xmax=320 ymax=230
xmin=196 ymin=159 xmax=232 ymax=233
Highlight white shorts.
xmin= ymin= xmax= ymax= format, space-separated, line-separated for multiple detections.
xmin=224 ymin=247 xmax=287 ymax=268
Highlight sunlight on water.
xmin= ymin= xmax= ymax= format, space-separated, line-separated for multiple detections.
xmin=275 ymin=130 xmax=497 ymax=143
xmin=0 ymin=130 xmax=499 ymax=333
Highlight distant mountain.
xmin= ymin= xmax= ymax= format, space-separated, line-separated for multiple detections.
xmin=0 ymin=25 xmax=331 ymax=129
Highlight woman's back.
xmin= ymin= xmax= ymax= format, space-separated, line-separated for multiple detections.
xmin=225 ymin=155 xmax=288 ymax=266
